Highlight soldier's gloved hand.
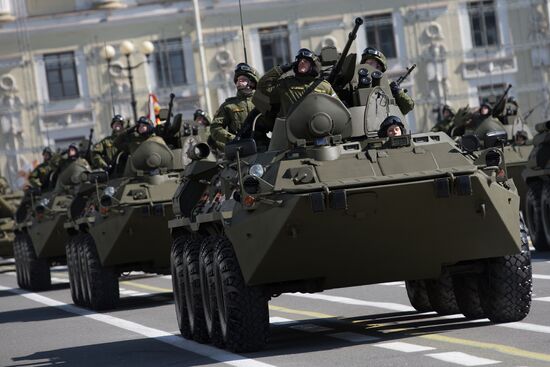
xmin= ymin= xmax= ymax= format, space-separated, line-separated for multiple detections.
xmin=279 ymin=62 xmax=295 ymax=73
xmin=389 ymin=81 xmax=401 ymax=96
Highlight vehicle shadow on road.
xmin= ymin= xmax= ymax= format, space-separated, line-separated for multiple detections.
xmin=259 ymin=310 xmax=491 ymax=356
xmin=7 ymin=337 xmax=211 ymax=367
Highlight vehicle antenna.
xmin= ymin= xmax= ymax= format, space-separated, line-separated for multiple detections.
xmin=238 ymin=0 xmax=248 ymax=63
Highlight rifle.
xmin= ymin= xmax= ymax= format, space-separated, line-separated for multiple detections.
xmin=327 ymin=17 xmax=363 ymax=85
xmin=164 ymin=93 xmax=176 ymax=133
xmin=395 ymin=64 xmax=417 ymax=87
xmin=85 ymin=128 xmax=94 ymax=162
xmin=492 ymin=84 xmax=512 ymax=117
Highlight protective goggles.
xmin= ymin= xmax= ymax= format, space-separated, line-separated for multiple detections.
xmin=363 ymin=47 xmax=382 ymax=58
xmin=235 ymin=63 xmax=254 ymax=73
xmin=295 ymin=48 xmax=315 ymax=60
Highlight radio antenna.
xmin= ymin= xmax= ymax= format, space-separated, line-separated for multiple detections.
xmin=238 ymin=0 xmax=248 ymax=63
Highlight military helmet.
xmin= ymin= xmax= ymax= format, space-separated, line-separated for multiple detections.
xmin=295 ymin=48 xmax=318 ymax=63
xmin=42 ymin=147 xmax=52 ymax=156
xmin=67 ymin=143 xmax=79 ymax=159
xmin=136 ymin=116 xmax=155 ymax=136
xmin=361 ymin=47 xmax=388 ymax=72
xmin=233 ymin=63 xmax=259 ymax=84
xmin=193 ymin=109 xmax=206 ymax=121
xmin=111 ymin=114 xmax=125 ymax=127
xmin=507 ymin=96 xmax=518 ymax=106
xmin=378 ymin=115 xmax=405 ymax=138
xmin=442 ymin=104 xmax=455 ymax=116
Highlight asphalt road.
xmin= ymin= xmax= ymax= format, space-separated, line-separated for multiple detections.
xmin=2 ymin=252 xmax=550 ymax=367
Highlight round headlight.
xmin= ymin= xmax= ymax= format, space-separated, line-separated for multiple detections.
xmin=39 ymin=198 xmax=50 ymax=207
xmin=249 ymin=164 xmax=264 ymax=178
xmin=103 ymin=186 xmax=116 ymax=197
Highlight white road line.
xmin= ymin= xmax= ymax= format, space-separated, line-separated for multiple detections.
xmin=374 ymin=341 xmax=436 ymax=353
xmin=378 ymin=281 xmax=405 ymax=286
xmin=289 ymin=324 xmax=334 ymax=333
xmin=426 ymin=352 xmax=500 ymax=366
xmin=329 ymin=332 xmax=380 ymax=343
xmin=533 ymin=274 xmax=550 ymax=280
xmin=269 ymin=317 xmax=295 ymax=325
xmin=51 ymin=277 xmax=69 ymax=283
xmin=0 ymin=285 xmax=277 ymax=367
xmin=288 ymin=292 xmax=415 ymax=312
xmin=533 ymin=296 xmax=550 ymax=302
xmin=498 ymin=322 xmax=550 ymax=334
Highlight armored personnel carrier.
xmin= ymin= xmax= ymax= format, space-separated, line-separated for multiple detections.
xmin=13 ymin=157 xmax=91 ymax=291
xmin=522 ymin=120 xmax=550 ymax=250
xmin=65 ymin=116 xmax=211 ymax=310
xmin=167 ymin=20 xmax=531 ymax=352
xmin=0 ymin=189 xmax=23 ymax=258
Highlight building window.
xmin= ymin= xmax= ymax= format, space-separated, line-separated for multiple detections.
xmin=477 ymin=83 xmax=507 ymax=105
xmin=153 ymin=38 xmax=187 ymax=88
xmin=259 ymin=26 xmax=291 ymax=71
xmin=468 ymin=1 xmax=499 ymax=48
xmin=44 ymin=52 xmax=80 ymax=101
xmin=365 ymin=13 xmax=397 ymax=59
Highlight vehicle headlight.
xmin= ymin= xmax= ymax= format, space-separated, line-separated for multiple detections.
xmin=249 ymin=164 xmax=264 ymax=178
xmin=103 ymin=186 xmax=116 ymax=197
xmin=38 ymin=198 xmax=50 ymax=207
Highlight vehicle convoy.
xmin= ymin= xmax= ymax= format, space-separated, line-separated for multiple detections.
xmin=0 ymin=189 xmax=23 ymax=258
xmin=167 ymin=19 xmax=532 ymax=353
xmin=13 ymin=156 xmax=91 ymax=291
xmin=522 ymin=120 xmax=550 ymax=251
xmin=64 ymin=112 xmax=212 ymax=310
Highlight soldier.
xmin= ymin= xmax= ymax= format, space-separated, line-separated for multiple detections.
xmin=360 ymin=47 xmax=415 ymax=115
xmin=378 ymin=115 xmax=405 ymax=138
xmin=28 ymin=147 xmax=56 ymax=190
xmin=114 ymin=116 xmax=156 ymax=155
xmin=194 ymin=109 xmax=210 ymax=127
xmin=210 ymin=63 xmax=260 ymax=150
xmin=92 ymin=114 xmax=125 ymax=171
xmin=431 ymin=104 xmax=455 ymax=135
xmin=257 ymin=48 xmax=335 ymax=119
xmin=464 ymin=102 xmax=506 ymax=144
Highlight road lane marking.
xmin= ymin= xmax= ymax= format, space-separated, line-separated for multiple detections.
xmin=268 ymin=304 xmax=333 ymax=319
xmin=329 ymin=332 xmax=380 ymax=343
xmin=0 ymin=285 xmax=277 ymax=367
xmin=533 ymin=274 xmax=550 ymax=280
xmin=269 ymin=317 xmax=295 ymax=325
xmin=288 ymin=292 xmax=415 ymax=312
xmin=533 ymin=296 xmax=550 ymax=302
xmin=374 ymin=341 xmax=435 ymax=353
xmin=426 ymin=352 xmax=500 ymax=366
xmin=420 ymin=334 xmax=550 ymax=363
xmin=497 ymin=321 xmax=550 ymax=334
xmin=119 ymin=280 xmax=172 ymax=293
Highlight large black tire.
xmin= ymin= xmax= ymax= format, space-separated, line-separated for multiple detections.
xmin=171 ymin=235 xmax=191 ymax=338
xmin=405 ymin=280 xmax=432 ymax=312
xmin=213 ymin=236 xmax=269 ymax=352
xmin=199 ymin=236 xmax=224 ymax=347
xmin=526 ymin=182 xmax=549 ymax=251
xmin=452 ymin=273 xmax=485 ymax=319
xmin=66 ymin=235 xmax=85 ymax=306
xmin=79 ymin=233 xmax=119 ymax=310
xmin=14 ymin=232 xmax=51 ymax=291
xmin=425 ymin=267 xmax=461 ymax=316
xmin=479 ymin=218 xmax=532 ymax=323
xmin=182 ymin=235 xmax=209 ymax=343
xmin=13 ymin=233 xmax=25 ymax=288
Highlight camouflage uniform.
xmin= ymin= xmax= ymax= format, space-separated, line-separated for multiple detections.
xmin=431 ymin=105 xmax=456 ymax=135
xmin=210 ymin=63 xmax=261 ymax=150
xmin=92 ymin=135 xmax=119 ymax=170
xmin=114 ymin=117 xmax=155 ymax=155
xmin=28 ymin=152 xmax=60 ymax=190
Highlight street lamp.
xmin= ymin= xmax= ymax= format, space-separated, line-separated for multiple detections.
xmin=101 ymin=40 xmax=155 ymax=123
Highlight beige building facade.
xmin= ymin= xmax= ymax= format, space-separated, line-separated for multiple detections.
xmin=1 ymin=0 xmax=549 ymax=188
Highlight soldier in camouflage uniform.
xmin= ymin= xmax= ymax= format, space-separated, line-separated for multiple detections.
xmin=258 ymin=48 xmax=335 ymax=119
xmin=210 ymin=63 xmax=260 ymax=150
xmin=28 ymin=147 xmax=57 ymax=190
xmin=114 ymin=116 xmax=156 ymax=155
xmin=91 ymin=114 xmax=125 ymax=172
xmin=360 ymin=47 xmax=415 ymax=115
xmin=431 ymin=105 xmax=456 ymax=135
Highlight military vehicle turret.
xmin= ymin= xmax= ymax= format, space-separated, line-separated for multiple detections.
xmin=65 ymin=113 xmax=212 ymax=310
xmin=522 ymin=120 xmax=550 ymax=251
xmin=13 ymin=157 xmax=91 ymax=290
xmin=0 ymin=189 xmax=23 ymax=258
xmin=167 ymin=19 xmax=531 ymax=353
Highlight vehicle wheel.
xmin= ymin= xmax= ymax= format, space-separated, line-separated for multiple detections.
xmin=405 ymin=280 xmax=432 ymax=312
xmin=425 ymin=267 xmax=460 ymax=315
xmin=213 ymin=235 xmax=269 ymax=352
xmin=479 ymin=217 xmax=532 ymax=323
xmin=80 ymin=233 xmax=119 ymax=310
xmin=13 ymin=232 xmax=25 ymax=288
xmin=526 ymin=182 xmax=549 ymax=251
xmin=182 ymin=234 xmax=209 ymax=343
xmin=171 ymin=235 xmax=191 ymax=338
xmin=66 ymin=235 xmax=84 ymax=306
xmin=199 ymin=236 xmax=224 ymax=347
xmin=16 ymin=232 xmax=51 ymax=291
xmin=452 ymin=273 xmax=485 ymax=319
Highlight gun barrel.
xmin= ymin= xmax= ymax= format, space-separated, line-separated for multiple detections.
xmin=328 ymin=17 xmax=363 ymax=84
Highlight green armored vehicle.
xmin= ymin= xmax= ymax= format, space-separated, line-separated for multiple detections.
xmin=522 ymin=120 xmax=550 ymax=251
xmin=14 ymin=156 xmax=91 ymax=291
xmin=65 ymin=114 xmax=211 ymax=310
xmin=0 ymin=187 xmax=23 ymax=258
xmin=167 ymin=20 xmax=531 ymax=353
